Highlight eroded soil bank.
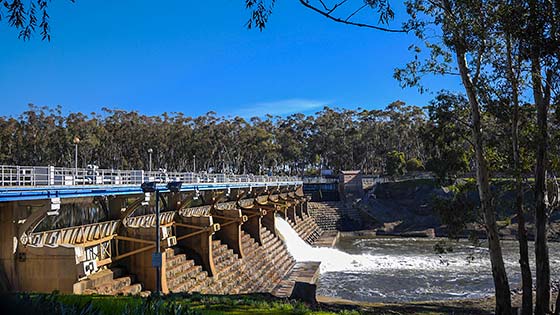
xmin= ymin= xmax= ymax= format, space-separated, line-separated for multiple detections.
xmin=362 ymin=179 xmax=560 ymax=241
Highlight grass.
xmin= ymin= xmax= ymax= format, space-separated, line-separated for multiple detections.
xmin=0 ymin=292 xmax=359 ymax=315
xmin=0 ymin=291 xmax=498 ymax=315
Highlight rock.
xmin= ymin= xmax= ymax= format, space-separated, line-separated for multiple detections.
xmin=376 ymin=228 xmax=435 ymax=238
xmin=290 ymin=282 xmax=317 ymax=305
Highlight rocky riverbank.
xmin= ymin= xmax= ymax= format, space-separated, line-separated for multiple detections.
xmin=358 ymin=179 xmax=560 ymax=241
xmin=319 ymin=290 xmax=560 ymax=314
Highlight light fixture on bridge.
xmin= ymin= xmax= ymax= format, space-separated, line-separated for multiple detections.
xmin=167 ymin=181 xmax=182 ymax=193
xmin=139 ymin=180 xmax=163 ymax=295
xmin=47 ymin=197 xmax=61 ymax=216
xmin=73 ymin=136 xmax=80 ymax=177
xmin=148 ymin=148 xmax=154 ymax=172
xmin=141 ymin=181 xmax=157 ymax=193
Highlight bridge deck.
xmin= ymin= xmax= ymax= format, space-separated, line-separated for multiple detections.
xmin=0 ymin=181 xmax=302 ymax=202
xmin=0 ymin=164 xmax=301 ymax=202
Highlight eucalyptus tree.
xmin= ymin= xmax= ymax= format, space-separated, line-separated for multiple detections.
xmin=423 ymin=92 xmax=470 ymax=184
xmin=0 ymin=0 xmax=68 ymax=41
xmin=276 ymin=113 xmax=313 ymax=175
xmin=486 ymin=5 xmax=534 ymax=310
xmin=0 ymin=116 xmax=19 ymax=164
xmin=523 ymin=1 xmax=560 ymax=312
xmin=397 ymin=1 xmax=514 ymax=313
xmin=356 ymin=109 xmax=386 ymax=172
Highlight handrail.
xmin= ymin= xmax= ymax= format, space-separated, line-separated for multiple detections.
xmin=0 ymin=164 xmax=301 ymax=187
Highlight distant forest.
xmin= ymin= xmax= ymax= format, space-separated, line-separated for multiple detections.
xmin=0 ymin=93 xmax=555 ymax=179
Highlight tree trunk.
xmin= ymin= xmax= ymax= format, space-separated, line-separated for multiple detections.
xmin=527 ymin=1 xmax=552 ymax=311
xmin=513 ymin=98 xmax=532 ymax=315
xmin=531 ymin=55 xmax=551 ymax=315
xmin=507 ymin=34 xmax=532 ymax=315
xmin=455 ymin=47 xmax=512 ymax=315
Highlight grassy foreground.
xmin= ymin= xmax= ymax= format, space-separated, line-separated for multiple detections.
xmin=0 ymin=292 xmax=497 ymax=315
xmin=0 ymin=292 xmax=358 ymax=315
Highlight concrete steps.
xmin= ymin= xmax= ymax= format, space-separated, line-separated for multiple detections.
xmin=237 ymin=227 xmax=295 ymax=294
xmin=157 ymin=225 xmax=296 ymax=295
xmin=308 ymin=201 xmax=362 ymax=231
xmin=271 ymin=261 xmax=321 ymax=299
xmin=77 ymin=267 xmax=148 ymax=296
xmin=288 ymin=215 xmax=324 ymax=245
xmin=165 ymin=247 xmax=209 ymax=293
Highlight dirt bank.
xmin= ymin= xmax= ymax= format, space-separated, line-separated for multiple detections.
xmin=361 ymin=179 xmax=560 ymax=241
xmin=318 ymin=291 xmax=560 ymax=314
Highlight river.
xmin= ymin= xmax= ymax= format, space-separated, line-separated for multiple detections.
xmin=275 ymin=217 xmax=560 ymax=303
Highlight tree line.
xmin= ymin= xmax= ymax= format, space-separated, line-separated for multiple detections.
xmin=0 ymin=102 xmax=426 ymax=175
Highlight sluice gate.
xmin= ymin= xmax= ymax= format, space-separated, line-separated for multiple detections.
xmin=0 ymin=165 xmax=323 ymax=298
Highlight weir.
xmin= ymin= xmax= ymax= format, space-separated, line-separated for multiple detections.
xmin=0 ymin=164 xmax=325 ymax=299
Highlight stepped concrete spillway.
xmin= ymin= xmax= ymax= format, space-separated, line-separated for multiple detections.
xmin=308 ymin=201 xmax=364 ymax=231
xmin=0 ymin=165 xmax=324 ymax=300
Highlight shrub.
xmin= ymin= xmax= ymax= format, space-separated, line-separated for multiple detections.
xmin=406 ymin=158 xmax=425 ymax=172
xmin=385 ymin=150 xmax=406 ymax=177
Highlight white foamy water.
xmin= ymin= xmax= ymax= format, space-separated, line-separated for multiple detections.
xmin=275 ymin=216 xmax=560 ymax=303
xmin=275 ymin=216 xmax=487 ymax=273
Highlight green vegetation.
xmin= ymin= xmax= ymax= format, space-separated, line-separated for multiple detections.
xmin=432 ymin=180 xmax=478 ymax=240
xmin=0 ymin=102 xmax=426 ymax=175
xmin=0 ymin=292 xmax=501 ymax=315
xmin=385 ymin=151 xmax=406 ymax=177
xmin=406 ymin=158 xmax=424 ymax=172
xmin=0 ymin=293 xmax=359 ymax=315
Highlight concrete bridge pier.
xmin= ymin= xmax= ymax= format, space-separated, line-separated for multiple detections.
xmin=260 ymin=204 xmax=278 ymax=237
xmin=294 ymin=187 xmax=310 ymax=217
xmin=176 ymin=207 xmax=219 ymax=277
xmin=301 ymin=198 xmax=310 ymax=217
xmin=120 ymin=212 xmax=174 ymax=292
xmin=291 ymin=196 xmax=304 ymax=221
xmin=268 ymin=194 xmax=286 ymax=220
xmin=279 ymin=193 xmax=299 ymax=225
xmin=122 ymin=231 xmax=161 ymax=292
xmin=239 ymin=202 xmax=266 ymax=245
xmin=286 ymin=203 xmax=299 ymax=224
xmin=211 ymin=202 xmax=247 ymax=259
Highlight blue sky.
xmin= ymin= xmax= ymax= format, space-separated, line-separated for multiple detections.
xmin=0 ymin=1 xmax=462 ymax=118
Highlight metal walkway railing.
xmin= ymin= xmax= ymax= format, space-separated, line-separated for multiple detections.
xmin=0 ymin=165 xmax=300 ymax=187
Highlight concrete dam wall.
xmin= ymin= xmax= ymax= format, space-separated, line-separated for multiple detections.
xmin=0 ymin=184 xmax=330 ymax=300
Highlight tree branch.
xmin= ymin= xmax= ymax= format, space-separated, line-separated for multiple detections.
xmin=472 ymin=44 xmax=484 ymax=85
xmin=298 ymin=0 xmax=406 ymax=33
xmin=346 ymin=3 xmax=367 ymax=22
xmin=328 ymin=0 xmax=348 ymax=14
xmin=318 ymin=0 xmax=329 ymax=11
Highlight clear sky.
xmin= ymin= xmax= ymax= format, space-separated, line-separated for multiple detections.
xmin=0 ymin=0 xmax=462 ymax=118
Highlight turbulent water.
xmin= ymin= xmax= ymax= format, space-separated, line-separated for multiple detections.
xmin=275 ymin=217 xmax=560 ymax=303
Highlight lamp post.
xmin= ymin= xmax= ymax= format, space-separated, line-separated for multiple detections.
xmin=193 ymin=154 xmax=196 ymax=173
xmin=140 ymin=181 xmax=161 ymax=294
xmin=73 ymin=136 xmax=80 ymax=178
xmin=148 ymin=148 xmax=153 ymax=172
xmin=140 ymin=181 xmax=182 ymax=295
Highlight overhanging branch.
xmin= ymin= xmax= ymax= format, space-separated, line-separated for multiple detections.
xmin=298 ymin=0 xmax=407 ymax=33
